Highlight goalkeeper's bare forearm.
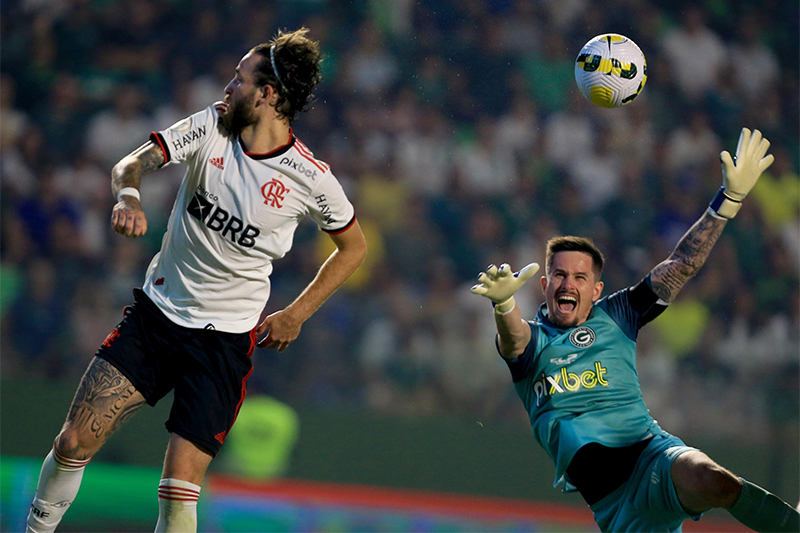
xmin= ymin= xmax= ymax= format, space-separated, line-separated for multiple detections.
xmin=470 ymin=263 xmax=540 ymax=360
xmin=495 ymin=304 xmax=532 ymax=360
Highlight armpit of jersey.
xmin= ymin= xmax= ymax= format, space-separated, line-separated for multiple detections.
xmin=628 ymin=275 xmax=669 ymax=325
xmin=596 ymin=277 xmax=668 ymax=341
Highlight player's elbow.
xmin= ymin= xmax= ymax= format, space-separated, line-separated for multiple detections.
xmin=357 ymin=239 xmax=367 ymax=266
xmin=676 ymin=257 xmax=702 ymax=280
xmin=665 ymin=255 xmax=702 ymax=282
xmin=111 ymin=157 xmax=140 ymax=181
xmin=348 ymin=231 xmax=367 ymax=267
xmin=498 ymin=336 xmax=527 ymax=360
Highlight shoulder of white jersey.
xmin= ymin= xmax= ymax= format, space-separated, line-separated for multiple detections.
xmin=150 ymin=104 xmax=223 ymax=166
xmin=293 ymin=137 xmax=331 ymax=174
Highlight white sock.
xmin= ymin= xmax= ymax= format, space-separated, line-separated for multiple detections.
xmin=26 ymin=445 xmax=90 ymax=533
xmin=154 ymin=478 xmax=201 ymax=533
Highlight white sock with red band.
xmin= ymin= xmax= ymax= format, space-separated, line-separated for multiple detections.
xmin=26 ymin=445 xmax=90 ymax=533
xmin=155 ymin=478 xmax=201 ymax=533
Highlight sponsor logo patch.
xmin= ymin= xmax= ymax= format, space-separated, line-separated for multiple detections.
xmin=532 ymin=361 xmax=609 ymax=406
xmin=314 ymin=194 xmax=336 ymax=225
xmin=30 ymin=505 xmax=50 ymax=518
xmin=550 ymin=353 xmax=578 ymax=366
xmin=279 ymin=156 xmax=318 ymax=180
xmin=170 ymin=124 xmax=206 ymax=151
xmin=188 ymin=188 xmax=260 ymax=248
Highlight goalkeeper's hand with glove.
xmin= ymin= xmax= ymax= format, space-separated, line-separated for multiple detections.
xmin=470 ymin=262 xmax=539 ymax=314
xmin=709 ymin=127 xmax=774 ymax=219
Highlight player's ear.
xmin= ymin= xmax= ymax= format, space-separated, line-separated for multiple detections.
xmin=267 ymin=85 xmax=280 ymax=106
xmin=258 ymin=85 xmax=275 ymax=106
xmin=540 ymin=275 xmax=547 ymax=293
xmin=592 ymin=281 xmax=604 ymax=302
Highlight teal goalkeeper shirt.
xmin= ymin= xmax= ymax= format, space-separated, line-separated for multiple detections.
xmin=503 ymin=277 xmax=669 ymax=491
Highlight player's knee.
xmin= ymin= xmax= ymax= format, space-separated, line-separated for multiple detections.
xmin=689 ymin=461 xmax=741 ymax=508
xmin=55 ymin=426 xmax=97 ymax=460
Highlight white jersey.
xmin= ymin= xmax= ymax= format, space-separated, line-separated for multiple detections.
xmin=142 ymin=105 xmax=355 ymax=333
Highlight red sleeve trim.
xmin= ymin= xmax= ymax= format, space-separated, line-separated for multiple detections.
xmin=323 ymin=214 xmax=357 ymax=235
xmin=149 ymin=132 xmax=170 ymax=165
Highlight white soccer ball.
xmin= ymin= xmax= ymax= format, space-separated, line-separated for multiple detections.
xmin=574 ymin=34 xmax=647 ymax=108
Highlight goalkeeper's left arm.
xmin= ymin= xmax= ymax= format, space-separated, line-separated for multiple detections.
xmin=648 ymin=127 xmax=773 ymax=303
xmin=471 ymin=263 xmax=539 ymax=360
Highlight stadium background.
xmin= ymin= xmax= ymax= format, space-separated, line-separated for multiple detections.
xmin=1 ymin=0 xmax=798 ymax=531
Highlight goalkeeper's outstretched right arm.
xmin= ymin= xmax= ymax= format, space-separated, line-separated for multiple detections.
xmin=471 ymin=263 xmax=539 ymax=359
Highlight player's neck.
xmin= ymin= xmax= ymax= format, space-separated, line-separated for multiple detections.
xmin=239 ymin=116 xmax=292 ymax=155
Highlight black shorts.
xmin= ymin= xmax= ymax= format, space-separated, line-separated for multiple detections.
xmin=96 ymin=288 xmax=256 ymax=456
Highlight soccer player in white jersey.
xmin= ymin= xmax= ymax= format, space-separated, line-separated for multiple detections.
xmin=26 ymin=28 xmax=366 ymax=533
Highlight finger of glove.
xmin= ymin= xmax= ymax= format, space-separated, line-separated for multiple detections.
xmin=477 ymin=272 xmax=495 ymax=286
xmin=736 ymin=128 xmax=750 ymax=159
xmin=496 ymin=263 xmax=512 ymax=278
xmin=755 ymin=137 xmax=771 ymax=161
xmin=470 ymin=284 xmax=489 ymax=296
xmin=516 ymin=262 xmax=540 ymax=282
xmin=720 ymin=150 xmax=735 ymax=175
xmin=758 ymin=153 xmax=775 ymax=173
xmin=746 ymin=129 xmax=762 ymax=158
xmin=485 ymin=264 xmax=498 ymax=279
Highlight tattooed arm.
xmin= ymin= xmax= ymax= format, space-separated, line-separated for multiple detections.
xmin=648 ymin=210 xmax=727 ymax=303
xmin=648 ymin=128 xmax=774 ymax=303
xmin=110 ymin=141 xmax=165 ymax=238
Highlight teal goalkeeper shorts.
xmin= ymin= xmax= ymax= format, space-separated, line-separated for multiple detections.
xmin=589 ymin=433 xmax=704 ymax=532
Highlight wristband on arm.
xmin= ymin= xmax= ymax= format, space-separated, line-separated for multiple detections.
xmin=708 ymin=187 xmax=741 ymax=219
xmin=117 ymin=187 xmax=141 ymax=202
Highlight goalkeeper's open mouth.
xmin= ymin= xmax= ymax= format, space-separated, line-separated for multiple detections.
xmin=555 ymin=294 xmax=578 ymax=315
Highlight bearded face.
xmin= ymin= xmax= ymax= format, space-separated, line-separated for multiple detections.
xmin=220 ymin=92 xmax=258 ymax=136
xmin=220 ymin=52 xmax=265 ymax=136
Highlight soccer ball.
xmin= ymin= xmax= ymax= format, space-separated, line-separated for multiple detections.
xmin=574 ymin=34 xmax=647 ymax=108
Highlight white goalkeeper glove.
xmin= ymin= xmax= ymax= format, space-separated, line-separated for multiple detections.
xmin=710 ymin=127 xmax=774 ymax=219
xmin=470 ymin=262 xmax=539 ymax=314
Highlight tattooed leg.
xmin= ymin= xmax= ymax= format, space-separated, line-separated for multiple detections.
xmin=56 ymin=357 xmax=146 ymax=460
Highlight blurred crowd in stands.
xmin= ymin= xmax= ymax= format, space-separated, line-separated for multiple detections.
xmin=1 ymin=0 xmax=798 ymax=479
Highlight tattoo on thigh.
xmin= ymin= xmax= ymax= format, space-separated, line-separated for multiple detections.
xmin=68 ymin=359 xmax=146 ymax=443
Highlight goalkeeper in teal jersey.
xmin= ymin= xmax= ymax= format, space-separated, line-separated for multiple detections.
xmin=471 ymin=128 xmax=799 ymax=533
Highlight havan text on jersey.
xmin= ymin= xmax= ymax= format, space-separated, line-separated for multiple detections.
xmin=188 ymin=185 xmax=260 ymax=247
xmin=170 ymin=123 xmax=207 ymax=151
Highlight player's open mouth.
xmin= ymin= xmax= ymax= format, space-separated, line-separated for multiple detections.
xmin=556 ymin=294 xmax=577 ymax=314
